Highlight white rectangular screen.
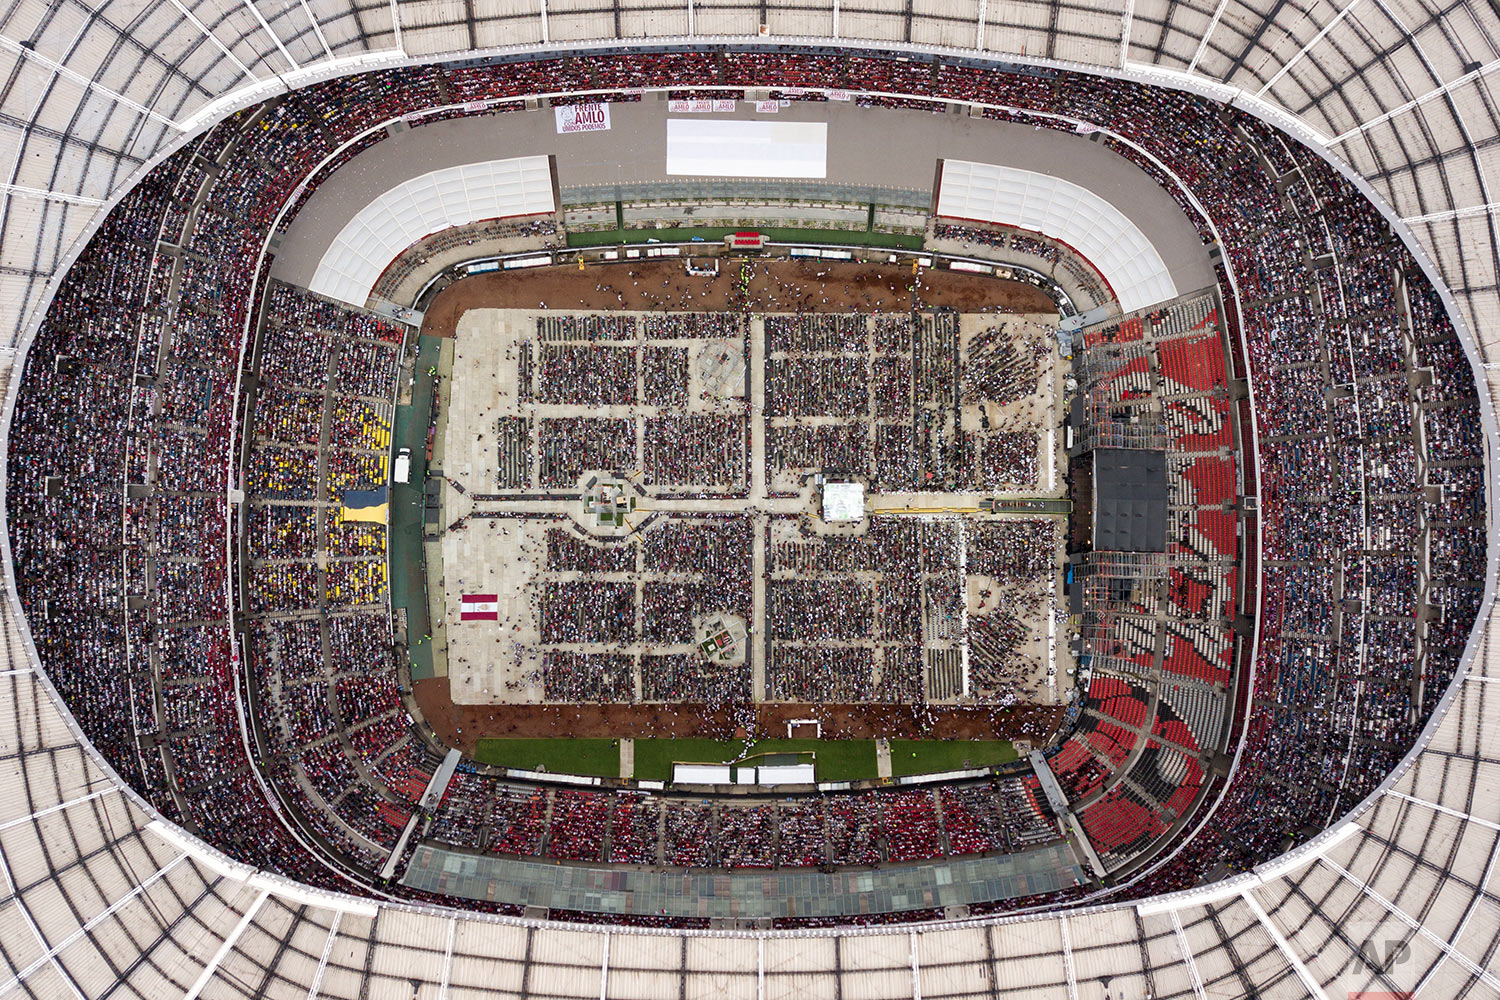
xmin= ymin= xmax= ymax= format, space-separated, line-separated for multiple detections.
xmin=666 ymin=119 xmax=828 ymax=178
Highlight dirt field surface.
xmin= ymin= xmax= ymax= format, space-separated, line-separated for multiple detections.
xmin=419 ymin=258 xmax=1056 ymax=337
xmin=415 ymin=677 xmax=1063 ymax=753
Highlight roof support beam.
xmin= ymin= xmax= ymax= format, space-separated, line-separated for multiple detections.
xmin=0 ymin=785 xmax=119 ymax=833
xmin=1400 ymin=204 xmax=1500 ymax=228
xmin=160 ymin=0 xmax=258 ymax=81
xmin=1240 ymin=890 xmax=1329 ymax=1000
xmin=306 ymin=910 xmax=342 ymax=1000
xmin=1330 ymin=57 xmax=1500 ymax=146
xmin=1372 ymin=0 xmax=1500 ymax=293
xmin=0 ymin=183 xmax=102 ymax=206
xmin=0 ymin=851 xmax=187 ymax=997
xmin=240 ymin=0 xmax=299 ymax=70
xmin=1060 ymin=916 xmax=1078 ymax=1000
xmin=1169 ymin=911 xmax=1207 ymax=1000
xmin=0 ymin=845 xmax=84 ymax=1000
xmin=1385 ymin=788 xmax=1500 ymax=831
xmin=298 ymin=0 xmax=335 ymax=60
xmin=437 ymin=918 xmax=456 ymax=1000
xmin=910 ymin=930 xmax=922 ymax=1000
xmin=1321 ymin=855 xmax=1500 ymax=995
xmin=1256 ymin=0 xmax=1368 ymax=97
xmin=601 ymin=932 xmax=611 ymax=1000
xmin=389 ymin=0 xmax=405 ymax=53
xmin=0 ymin=35 xmax=181 ymax=131
xmin=184 ymin=889 xmax=270 ymax=1000
xmin=1188 ymin=0 xmax=1230 ymax=72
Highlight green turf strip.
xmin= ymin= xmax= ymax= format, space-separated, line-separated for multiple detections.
xmin=473 ymin=738 xmax=621 ymax=778
xmin=888 ymin=739 xmax=1018 ymax=777
xmin=473 ymin=737 xmax=1014 ymax=782
xmin=632 ymin=738 xmax=876 ymax=783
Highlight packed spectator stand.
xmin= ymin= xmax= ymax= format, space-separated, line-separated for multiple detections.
xmin=5 ymin=47 xmax=1486 ymax=925
xmin=1045 ymin=292 xmax=1240 ymax=871
xmin=424 ymin=770 xmax=1057 ymax=869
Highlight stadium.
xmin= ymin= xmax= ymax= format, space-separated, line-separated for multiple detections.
xmin=0 ymin=3 xmax=1494 ymax=998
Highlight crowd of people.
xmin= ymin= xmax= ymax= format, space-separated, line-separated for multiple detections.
xmin=931 ymin=222 xmax=1114 ymax=311
xmin=424 ymin=775 xmax=1056 ymax=869
xmin=642 ymin=346 xmax=689 ymax=408
xmin=526 ymin=516 xmax=757 ymax=701
xmin=643 ymin=414 xmax=746 ymax=488
xmin=765 ymin=515 xmax=1064 ymax=704
xmin=536 ymin=344 xmax=637 ymax=407
xmin=539 ymin=580 xmax=637 ymax=643
xmin=537 ymin=416 xmax=636 ymax=487
xmin=546 ymin=528 xmax=635 ymax=573
xmin=765 ymin=313 xmax=868 ymax=353
xmin=541 ymin=651 xmax=636 ymax=701
xmin=242 ymin=284 xmax=419 ymax=867
xmin=495 ymin=306 xmax=1045 ymax=503
xmin=768 ymin=423 xmax=868 ymax=474
xmin=507 ymin=315 xmax=754 ymax=493
xmin=641 ymin=651 xmax=751 ymax=702
xmin=766 ymin=357 xmax=868 ymax=417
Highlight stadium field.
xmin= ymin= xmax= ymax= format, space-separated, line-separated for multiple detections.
xmin=633 ymin=738 xmax=875 ymax=782
xmin=473 ymin=738 xmax=622 ymax=777
xmin=888 ymin=739 xmax=1019 ymax=776
xmin=474 ymin=737 xmax=1016 ymax=782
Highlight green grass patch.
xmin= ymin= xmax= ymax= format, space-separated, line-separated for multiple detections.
xmin=888 ymin=739 xmax=1017 ymax=777
xmin=631 ymin=738 xmax=877 ymax=783
xmin=565 ymin=225 xmax=923 ymax=250
xmin=472 ymin=737 xmax=1013 ymax=782
xmin=631 ymin=738 xmax=744 ymax=780
xmin=474 ymin=738 xmax=621 ymax=778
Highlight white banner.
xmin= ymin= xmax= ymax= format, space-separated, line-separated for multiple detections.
xmin=667 ymin=99 xmax=737 ymax=113
xmin=754 ymin=100 xmax=781 ymax=114
xmin=828 ymin=89 xmax=852 ymax=101
xmin=554 ymin=102 xmax=611 ymax=133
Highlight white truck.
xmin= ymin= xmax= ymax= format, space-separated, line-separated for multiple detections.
xmin=392 ymin=447 xmax=412 ymax=485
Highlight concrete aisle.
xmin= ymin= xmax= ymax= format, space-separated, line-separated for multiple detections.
xmin=620 ymin=738 xmax=635 ymax=779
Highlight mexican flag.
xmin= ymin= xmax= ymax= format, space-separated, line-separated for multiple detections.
xmin=460 ymin=594 xmax=498 ymax=621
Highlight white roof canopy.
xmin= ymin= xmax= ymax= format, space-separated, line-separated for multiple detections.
xmin=309 ymin=156 xmax=555 ymax=306
xmin=936 ymin=158 xmax=1177 ymax=313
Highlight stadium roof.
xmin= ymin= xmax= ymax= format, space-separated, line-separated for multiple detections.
xmin=0 ymin=8 xmax=1498 ymax=998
